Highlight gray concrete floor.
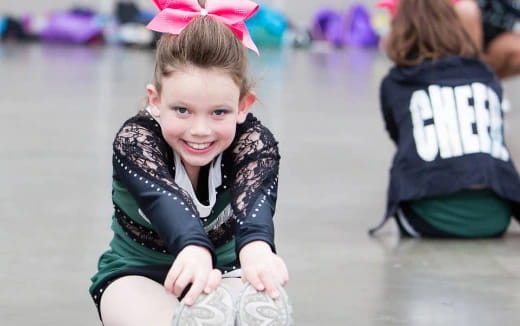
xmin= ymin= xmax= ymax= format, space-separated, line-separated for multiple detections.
xmin=1 ymin=43 xmax=520 ymax=326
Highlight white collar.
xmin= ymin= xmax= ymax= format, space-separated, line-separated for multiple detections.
xmin=174 ymin=152 xmax=222 ymax=218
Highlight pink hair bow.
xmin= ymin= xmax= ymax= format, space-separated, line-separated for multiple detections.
xmin=147 ymin=0 xmax=260 ymax=54
xmin=376 ymin=0 xmax=459 ymax=17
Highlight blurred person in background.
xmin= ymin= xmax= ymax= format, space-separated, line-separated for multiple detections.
xmin=371 ymin=0 xmax=520 ymax=238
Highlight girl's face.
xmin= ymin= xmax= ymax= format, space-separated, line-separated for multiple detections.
xmin=147 ymin=65 xmax=255 ymax=174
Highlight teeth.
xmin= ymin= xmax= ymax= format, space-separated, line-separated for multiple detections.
xmin=187 ymin=142 xmax=211 ymax=150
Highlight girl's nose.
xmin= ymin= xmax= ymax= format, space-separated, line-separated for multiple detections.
xmin=190 ymin=117 xmax=211 ymax=136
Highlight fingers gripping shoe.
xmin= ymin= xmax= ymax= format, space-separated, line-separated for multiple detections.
xmin=172 ymin=285 xmax=235 ymax=326
xmin=236 ymin=283 xmax=293 ymax=326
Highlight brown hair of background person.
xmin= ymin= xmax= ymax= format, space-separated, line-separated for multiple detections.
xmin=386 ymin=0 xmax=480 ymax=66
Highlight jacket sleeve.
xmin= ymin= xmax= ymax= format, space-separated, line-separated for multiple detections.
xmin=231 ymin=115 xmax=280 ymax=254
xmin=380 ymin=78 xmax=399 ymax=144
xmin=112 ymin=117 xmax=216 ymax=264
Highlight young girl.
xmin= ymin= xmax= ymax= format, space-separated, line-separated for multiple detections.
xmin=89 ymin=0 xmax=292 ymax=325
xmin=371 ymin=0 xmax=520 ymax=238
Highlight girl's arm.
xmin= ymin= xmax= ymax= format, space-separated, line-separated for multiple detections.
xmin=231 ymin=115 xmax=289 ymax=298
xmin=231 ymin=114 xmax=280 ymax=254
xmin=112 ymin=116 xmax=216 ymax=263
xmin=113 ymin=115 xmax=220 ymax=304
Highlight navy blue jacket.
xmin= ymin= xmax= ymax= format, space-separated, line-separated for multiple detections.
xmin=374 ymin=56 xmax=520 ymax=232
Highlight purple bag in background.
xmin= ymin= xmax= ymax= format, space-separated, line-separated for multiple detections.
xmin=342 ymin=4 xmax=379 ymax=47
xmin=40 ymin=10 xmax=103 ymax=44
xmin=310 ymin=8 xmax=344 ymax=47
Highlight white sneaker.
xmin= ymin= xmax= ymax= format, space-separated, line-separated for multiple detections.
xmin=172 ymin=285 xmax=235 ymax=326
xmin=236 ymin=283 xmax=293 ymax=326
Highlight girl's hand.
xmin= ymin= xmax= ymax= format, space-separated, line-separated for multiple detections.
xmin=239 ymin=240 xmax=289 ymax=299
xmin=164 ymin=245 xmax=221 ymax=306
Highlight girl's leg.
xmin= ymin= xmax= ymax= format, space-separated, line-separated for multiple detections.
xmin=100 ymin=275 xmax=180 ymax=326
xmin=454 ymin=0 xmax=484 ymax=50
xmin=485 ymin=32 xmax=520 ymax=79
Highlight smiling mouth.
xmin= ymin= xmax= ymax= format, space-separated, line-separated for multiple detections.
xmin=185 ymin=141 xmax=213 ymax=150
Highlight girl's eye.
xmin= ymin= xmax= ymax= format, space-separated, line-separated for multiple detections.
xmin=213 ymin=109 xmax=229 ymax=116
xmin=173 ymin=106 xmax=188 ymax=114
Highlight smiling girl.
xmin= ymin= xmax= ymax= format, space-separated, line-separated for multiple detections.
xmin=89 ymin=1 xmax=292 ymax=325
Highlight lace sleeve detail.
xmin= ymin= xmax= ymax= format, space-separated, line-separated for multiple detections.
xmin=113 ymin=117 xmax=197 ymax=212
xmin=112 ymin=112 xmax=215 ymax=260
xmin=231 ymin=115 xmax=280 ymax=252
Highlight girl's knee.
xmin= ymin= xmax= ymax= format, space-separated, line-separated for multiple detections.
xmin=511 ymin=41 xmax=520 ymax=55
xmin=487 ymin=33 xmax=520 ymax=76
xmin=508 ymin=51 xmax=520 ymax=76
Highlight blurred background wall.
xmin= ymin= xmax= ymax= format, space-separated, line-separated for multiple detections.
xmin=0 ymin=0 xmax=381 ymax=25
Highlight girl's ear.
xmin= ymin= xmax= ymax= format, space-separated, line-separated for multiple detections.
xmin=146 ymin=84 xmax=161 ymax=117
xmin=237 ymin=92 xmax=256 ymax=124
